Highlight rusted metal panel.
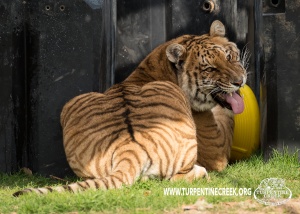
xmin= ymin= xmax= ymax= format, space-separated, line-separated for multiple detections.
xmin=261 ymin=0 xmax=300 ymax=159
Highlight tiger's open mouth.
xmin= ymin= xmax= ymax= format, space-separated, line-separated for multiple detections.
xmin=212 ymin=90 xmax=244 ymax=114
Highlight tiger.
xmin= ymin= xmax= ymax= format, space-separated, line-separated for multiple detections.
xmin=13 ymin=82 xmax=207 ymax=196
xmin=13 ymin=20 xmax=247 ymax=196
xmin=124 ymin=20 xmax=246 ymax=171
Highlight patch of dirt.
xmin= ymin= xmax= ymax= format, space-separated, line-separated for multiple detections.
xmin=180 ymin=197 xmax=300 ymax=214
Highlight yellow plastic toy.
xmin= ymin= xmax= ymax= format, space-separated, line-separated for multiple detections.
xmin=230 ymin=84 xmax=260 ymax=161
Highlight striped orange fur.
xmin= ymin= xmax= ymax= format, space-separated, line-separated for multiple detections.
xmin=13 ymin=20 xmax=247 ymax=196
xmin=13 ymin=82 xmax=207 ymax=196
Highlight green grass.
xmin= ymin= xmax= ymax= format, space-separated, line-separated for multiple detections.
xmin=0 ymin=149 xmax=299 ymax=214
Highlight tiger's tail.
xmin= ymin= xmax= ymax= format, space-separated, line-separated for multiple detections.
xmin=13 ymin=154 xmax=145 ymax=197
xmin=13 ymin=171 xmax=135 ymax=197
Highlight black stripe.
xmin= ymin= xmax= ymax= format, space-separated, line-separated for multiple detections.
xmin=63 ymin=93 xmax=91 ymax=117
xmin=67 ymin=101 xmax=123 ymax=128
xmin=133 ymin=67 xmax=157 ymax=82
xmin=187 ymin=71 xmax=192 ymax=90
xmin=37 ymin=188 xmax=44 ymax=194
xmin=75 ymin=128 xmax=126 ymax=160
xmin=123 ymin=108 xmax=135 ymax=141
xmin=94 ymin=180 xmax=100 ymax=189
xmin=84 ymin=104 xmax=124 ymax=120
xmin=84 ymin=181 xmax=91 ymax=188
xmin=26 ymin=188 xmax=33 ymax=192
xmin=117 ymin=149 xmax=142 ymax=168
xmin=133 ymin=114 xmax=185 ymax=123
xmin=197 ymin=131 xmax=221 ymax=140
xmin=73 ymin=121 xmax=125 ymax=153
xmin=132 ymin=102 xmax=187 ymax=115
xmin=159 ymin=155 xmax=164 ymax=178
xmin=180 ymin=145 xmax=197 ymax=168
xmin=121 ymin=88 xmax=136 ymax=141
xmin=183 ymin=144 xmax=197 ymax=158
xmin=110 ymin=176 xmax=117 ymax=188
xmin=67 ymin=127 xmax=127 ymax=153
xmin=141 ymin=131 xmax=170 ymax=177
xmin=45 ymin=187 xmax=53 ymax=192
xmin=176 ymin=168 xmax=193 ymax=175
xmin=158 ymin=139 xmax=171 ymax=176
xmin=122 ymin=171 xmax=132 ymax=184
xmin=63 ymin=94 xmax=98 ymax=122
xmin=77 ymin=182 xmax=86 ymax=189
xmin=67 ymin=115 xmax=125 ymax=142
xmin=114 ymin=158 xmax=134 ymax=172
xmin=137 ymin=132 xmax=154 ymax=166
xmin=194 ymin=72 xmax=201 ymax=98
xmin=137 ymin=87 xmax=182 ymax=99
xmin=63 ymin=185 xmax=73 ymax=192
xmin=128 ymin=132 xmax=153 ymax=170
xmin=101 ymin=178 xmax=109 ymax=189
xmin=144 ymin=126 xmax=174 ymax=151
xmin=204 ymin=124 xmax=218 ymax=128
xmin=172 ymin=153 xmax=180 ymax=175
xmin=112 ymin=173 xmax=124 ymax=184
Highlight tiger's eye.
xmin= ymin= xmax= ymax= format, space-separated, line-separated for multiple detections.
xmin=226 ymin=55 xmax=232 ymax=61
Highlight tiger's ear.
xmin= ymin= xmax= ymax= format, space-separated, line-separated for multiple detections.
xmin=166 ymin=43 xmax=186 ymax=63
xmin=210 ymin=20 xmax=225 ymax=37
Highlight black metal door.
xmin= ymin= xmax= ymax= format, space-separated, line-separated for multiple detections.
xmin=0 ymin=0 xmax=115 ymax=176
xmin=0 ymin=1 xmax=26 ymax=173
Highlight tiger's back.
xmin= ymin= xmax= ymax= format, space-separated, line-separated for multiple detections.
xmin=61 ymin=81 xmax=200 ymax=181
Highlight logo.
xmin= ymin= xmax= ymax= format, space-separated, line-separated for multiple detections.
xmin=254 ymin=178 xmax=292 ymax=206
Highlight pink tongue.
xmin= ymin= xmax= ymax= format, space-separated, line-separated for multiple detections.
xmin=225 ymin=92 xmax=244 ymax=114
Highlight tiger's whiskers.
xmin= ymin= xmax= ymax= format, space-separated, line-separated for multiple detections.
xmin=241 ymin=45 xmax=251 ymax=71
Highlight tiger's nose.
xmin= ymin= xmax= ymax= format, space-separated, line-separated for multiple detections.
xmin=232 ymin=79 xmax=244 ymax=87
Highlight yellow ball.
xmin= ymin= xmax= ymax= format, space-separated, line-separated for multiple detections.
xmin=230 ymin=84 xmax=260 ymax=161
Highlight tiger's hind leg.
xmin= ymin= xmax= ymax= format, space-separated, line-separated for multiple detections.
xmin=170 ymin=165 xmax=208 ymax=182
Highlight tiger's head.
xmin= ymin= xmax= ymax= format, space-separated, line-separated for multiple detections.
xmin=166 ymin=20 xmax=247 ymax=114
